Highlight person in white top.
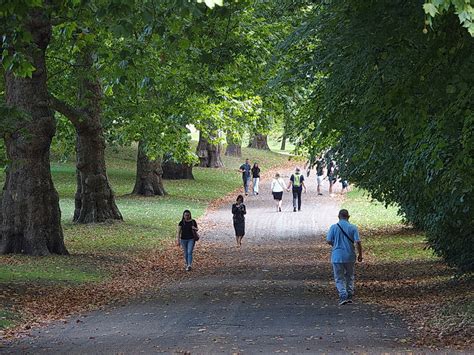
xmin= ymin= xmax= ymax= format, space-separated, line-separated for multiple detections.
xmin=271 ymin=172 xmax=286 ymax=212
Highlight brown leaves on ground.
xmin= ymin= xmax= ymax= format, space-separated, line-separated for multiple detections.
xmin=0 ymin=242 xmax=224 ymax=341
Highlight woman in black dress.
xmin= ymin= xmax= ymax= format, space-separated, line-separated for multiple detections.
xmin=176 ymin=209 xmax=198 ymax=271
xmin=232 ymin=195 xmax=246 ymax=247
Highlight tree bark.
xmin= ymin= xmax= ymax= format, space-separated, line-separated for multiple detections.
xmin=249 ymin=133 xmax=270 ymax=150
xmin=196 ymin=131 xmax=224 ymax=168
xmin=162 ymin=159 xmax=194 ymax=180
xmin=50 ymin=48 xmax=122 ymax=223
xmin=132 ymin=141 xmax=166 ymax=196
xmin=1 ymin=10 xmax=68 ymax=255
xmin=280 ymin=132 xmax=287 ymax=151
xmin=225 ymin=133 xmax=242 ymax=157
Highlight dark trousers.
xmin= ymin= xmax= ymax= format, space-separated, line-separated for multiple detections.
xmin=292 ymin=188 xmax=302 ymax=210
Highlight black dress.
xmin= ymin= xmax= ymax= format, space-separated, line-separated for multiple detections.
xmin=232 ymin=203 xmax=246 ymax=236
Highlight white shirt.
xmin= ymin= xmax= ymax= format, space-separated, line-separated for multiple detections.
xmin=271 ymin=178 xmax=286 ymax=192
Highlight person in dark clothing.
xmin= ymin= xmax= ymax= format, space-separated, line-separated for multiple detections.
xmin=176 ymin=210 xmax=198 ymax=271
xmin=287 ymin=167 xmax=307 ymax=212
xmin=251 ymin=162 xmax=261 ymax=195
xmin=327 ymin=160 xmax=337 ymax=196
xmin=232 ymin=195 xmax=246 ymax=247
xmin=239 ymin=159 xmax=251 ymax=196
xmin=315 ymin=156 xmax=326 ymax=195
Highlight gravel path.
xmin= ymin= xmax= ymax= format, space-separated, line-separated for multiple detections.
xmin=4 ymin=170 xmax=420 ymax=354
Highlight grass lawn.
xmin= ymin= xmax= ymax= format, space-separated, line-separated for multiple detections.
xmin=0 ymin=143 xmax=292 ymax=330
xmin=343 ymin=188 xmax=437 ymax=261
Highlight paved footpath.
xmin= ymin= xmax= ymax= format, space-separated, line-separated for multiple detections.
xmin=4 ymin=171 xmax=422 ymax=354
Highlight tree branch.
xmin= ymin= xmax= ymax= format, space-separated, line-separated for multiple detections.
xmin=49 ymin=94 xmax=87 ymax=128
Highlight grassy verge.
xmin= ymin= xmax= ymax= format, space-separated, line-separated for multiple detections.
xmin=0 ymin=144 xmax=292 ymax=331
xmin=343 ymin=188 xmax=472 ymax=349
xmin=343 ymin=188 xmax=437 ymax=261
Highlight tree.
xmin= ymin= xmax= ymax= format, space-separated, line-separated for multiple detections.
xmin=225 ymin=131 xmax=242 ymax=157
xmin=248 ymin=133 xmax=270 ymax=150
xmin=196 ymin=130 xmax=224 ymax=168
xmin=1 ymin=7 xmax=67 ymax=255
xmin=273 ymin=0 xmax=474 ymax=271
xmin=132 ymin=141 xmax=166 ymax=196
xmin=50 ymin=44 xmax=122 ymax=223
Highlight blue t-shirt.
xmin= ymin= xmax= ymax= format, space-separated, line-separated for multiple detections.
xmin=326 ymin=219 xmax=360 ymax=263
xmin=240 ymin=163 xmax=251 ymax=178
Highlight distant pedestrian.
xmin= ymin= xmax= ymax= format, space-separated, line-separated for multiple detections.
xmin=176 ymin=210 xmax=199 ymax=271
xmin=251 ymin=162 xmax=261 ymax=195
xmin=271 ymin=172 xmax=286 ymax=212
xmin=287 ymin=167 xmax=307 ymax=212
xmin=340 ymin=179 xmax=349 ymax=193
xmin=239 ymin=158 xmax=251 ymax=196
xmin=304 ymin=155 xmax=316 ymax=177
xmin=315 ymin=156 xmax=325 ymax=196
xmin=232 ymin=195 xmax=246 ymax=247
xmin=326 ymin=209 xmax=363 ymax=305
xmin=327 ymin=160 xmax=337 ymax=196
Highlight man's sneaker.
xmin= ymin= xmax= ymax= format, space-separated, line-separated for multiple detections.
xmin=346 ymin=299 xmax=353 ymax=304
xmin=186 ymin=265 xmax=191 ymax=271
xmin=293 ymin=207 xmax=297 ymax=212
xmin=339 ymin=298 xmax=349 ymax=306
xmin=318 ymin=193 xmax=323 ymax=196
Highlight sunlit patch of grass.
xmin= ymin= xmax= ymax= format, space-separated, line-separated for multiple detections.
xmin=343 ymin=188 xmax=401 ymax=228
xmin=0 ymin=309 xmax=20 ymax=329
xmin=0 ymin=256 xmax=104 ymax=283
xmin=364 ymin=234 xmax=438 ymax=261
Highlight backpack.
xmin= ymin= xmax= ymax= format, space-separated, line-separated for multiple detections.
xmin=293 ymin=174 xmax=302 ymax=187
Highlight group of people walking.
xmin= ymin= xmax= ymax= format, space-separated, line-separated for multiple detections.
xmin=306 ymin=155 xmax=348 ymax=196
xmin=239 ymin=158 xmax=261 ymax=196
xmin=176 ymin=158 xmax=363 ymax=305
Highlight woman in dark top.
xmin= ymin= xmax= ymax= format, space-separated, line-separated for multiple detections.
xmin=176 ymin=209 xmax=198 ymax=271
xmin=232 ymin=195 xmax=246 ymax=247
xmin=251 ymin=162 xmax=260 ymax=195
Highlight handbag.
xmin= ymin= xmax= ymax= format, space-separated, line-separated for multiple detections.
xmin=192 ymin=228 xmax=200 ymax=242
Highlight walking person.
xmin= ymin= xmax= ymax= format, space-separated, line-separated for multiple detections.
xmin=326 ymin=209 xmax=363 ymax=305
xmin=287 ymin=167 xmax=307 ymax=212
xmin=251 ymin=162 xmax=260 ymax=195
xmin=232 ymin=195 xmax=246 ymax=247
xmin=271 ymin=172 xmax=286 ymax=212
xmin=327 ymin=160 xmax=337 ymax=196
xmin=239 ymin=158 xmax=251 ymax=196
xmin=176 ymin=210 xmax=199 ymax=271
xmin=315 ymin=156 xmax=325 ymax=195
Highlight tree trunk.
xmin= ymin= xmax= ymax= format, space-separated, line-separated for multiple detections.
xmin=73 ymin=125 xmax=123 ymax=223
xmin=280 ymin=133 xmax=287 ymax=151
xmin=225 ymin=133 xmax=242 ymax=157
xmin=196 ymin=131 xmax=224 ymax=168
xmin=162 ymin=160 xmax=194 ymax=180
xmin=132 ymin=141 xmax=166 ymax=196
xmin=1 ymin=10 xmax=68 ymax=255
xmin=51 ymin=48 xmax=122 ymax=223
xmin=249 ymin=134 xmax=270 ymax=150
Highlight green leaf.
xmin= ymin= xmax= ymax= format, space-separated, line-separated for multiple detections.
xmin=423 ymin=3 xmax=438 ymax=17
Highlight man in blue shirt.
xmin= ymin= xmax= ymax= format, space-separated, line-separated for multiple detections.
xmin=326 ymin=209 xmax=363 ymax=305
xmin=239 ymin=158 xmax=251 ymax=196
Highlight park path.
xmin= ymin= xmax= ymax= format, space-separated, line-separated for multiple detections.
xmin=5 ymin=170 xmax=419 ymax=354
